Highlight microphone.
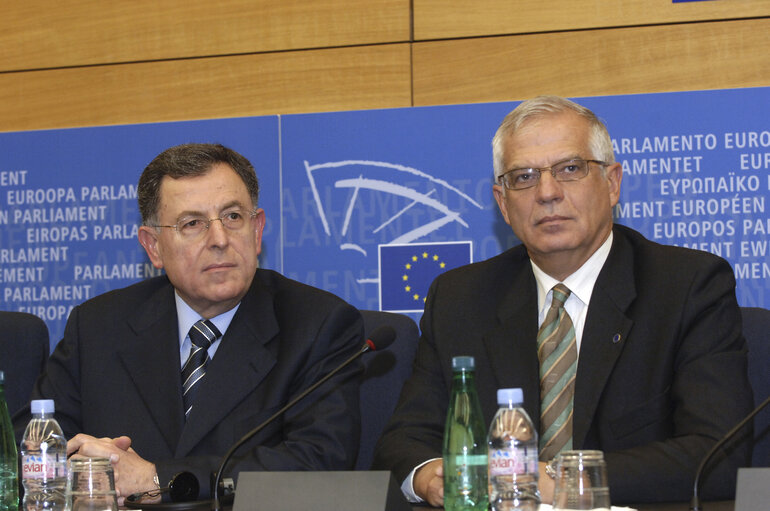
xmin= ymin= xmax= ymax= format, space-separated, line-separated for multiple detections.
xmin=125 ymin=471 xmax=200 ymax=505
xmin=211 ymin=325 xmax=397 ymax=511
xmin=690 ymin=393 xmax=770 ymax=510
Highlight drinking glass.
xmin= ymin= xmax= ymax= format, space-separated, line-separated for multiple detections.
xmin=65 ymin=457 xmax=118 ymax=511
xmin=552 ymin=450 xmax=611 ymax=510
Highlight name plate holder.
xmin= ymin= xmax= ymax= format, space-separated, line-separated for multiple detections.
xmin=233 ymin=471 xmax=411 ymax=511
xmin=735 ymin=467 xmax=770 ymax=511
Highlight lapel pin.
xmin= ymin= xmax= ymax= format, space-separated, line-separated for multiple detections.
xmin=612 ymin=333 xmax=622 ymax=344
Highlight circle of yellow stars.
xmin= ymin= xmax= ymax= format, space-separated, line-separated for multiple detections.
xmin=402 ymin=251 xmax=447 ymax=302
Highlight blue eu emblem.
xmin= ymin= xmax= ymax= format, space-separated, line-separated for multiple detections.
xmin=379 ymin=241 xmax=472 ymax=312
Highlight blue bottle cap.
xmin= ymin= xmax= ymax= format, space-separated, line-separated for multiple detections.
xmin=31 ymin=399 xmax=55 ymax=414
xmin=497 ymin=388 xmax=524 ymax=406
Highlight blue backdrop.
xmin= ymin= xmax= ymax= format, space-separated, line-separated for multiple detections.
xmin=1 ymin=87 xmax=768 ymax=348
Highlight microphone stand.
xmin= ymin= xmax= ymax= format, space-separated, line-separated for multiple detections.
xmin=211 ymin=342 xmax=373 ymax=511
xmin=690 ymin=394 xmax=770 ymax=511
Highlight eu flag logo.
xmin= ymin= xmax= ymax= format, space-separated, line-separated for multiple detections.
xmin=379 ymin=241 xmax=472 ymax=312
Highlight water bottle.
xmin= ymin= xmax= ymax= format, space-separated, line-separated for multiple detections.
xmin=443 ymin=356 xmax=488 ymax=511
xmin=487 ymin=388 xmax=540 ymax=511
xmin=0 ymin=371 xmax=19 ymax=511
xmin=21 ymin=399 xmax=67 ymax=511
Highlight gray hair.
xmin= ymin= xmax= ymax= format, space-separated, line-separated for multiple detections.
xmin=491 ymin=95 xmax=615 ymax=181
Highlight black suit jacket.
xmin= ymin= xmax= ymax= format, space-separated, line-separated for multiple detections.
xmin=373 ymin=224 xmax=752 ymax=504
xmin=0 ymin=311 xmax=49 ymax=416
xmin=17 ymin=269 xmax=364 ymax=498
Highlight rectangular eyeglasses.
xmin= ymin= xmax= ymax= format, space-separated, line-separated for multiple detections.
xmin=499 ymin=158 xmax=608 ymax=190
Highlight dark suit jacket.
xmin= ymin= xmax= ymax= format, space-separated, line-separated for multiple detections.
xmin=0 ymin=311 xmax=49 ymax=416
xmin=16 ymin=269 xmax=364 ymax=498
xmin=373 ymin=224 xmax=752 ymax=504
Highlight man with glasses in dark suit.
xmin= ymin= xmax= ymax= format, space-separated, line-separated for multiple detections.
xmin=374 ymin=96 xmax=753 ymax=506
xmin=18 ymin=143 xmax=364 ymax=503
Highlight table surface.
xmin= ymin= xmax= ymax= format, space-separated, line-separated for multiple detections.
xmin=414 ymin=501 xmax=734 ymax=511
xmin=633 ymin=502 xmax=733 ymax=511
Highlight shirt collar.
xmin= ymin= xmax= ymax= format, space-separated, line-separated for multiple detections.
xmin=174 ymin=292 xmax=239 ymax=346
xmin=532 ymin=230 xmax=613 ymax=312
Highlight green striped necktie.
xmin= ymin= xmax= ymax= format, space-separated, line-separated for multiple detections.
xmin=537 ymin=283 xmax=577 ymax=461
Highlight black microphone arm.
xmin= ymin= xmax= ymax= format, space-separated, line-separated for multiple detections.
xmin=690 ymin=393 xmax=770 ymax=511
xmin=211 ymin=325 xmax=397 ymax=511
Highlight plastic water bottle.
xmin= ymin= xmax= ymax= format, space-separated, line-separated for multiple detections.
xmin=443 ymin=356 xmax=488 ymax=511
xmin=0 ymin=371 xmax=19 ymax=511
xmin=487 ymin=388 xmax=540 ymax=511
xmin=21 ymin=399 xmax=67 ymax=511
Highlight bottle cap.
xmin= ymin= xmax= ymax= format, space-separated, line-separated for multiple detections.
xmin=497 ymin=388 xmax=524 ymax=405
xmin=31 ymin=399 xmax=55 ymax=414
xmin=451 ymin=356 xmax=475 ymax=371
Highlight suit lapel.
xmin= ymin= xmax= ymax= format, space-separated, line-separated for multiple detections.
xmin=482 ymin=257 xmax=541 ymax=429
xmin=174 ymin=278 xmax=278 ymax=457
xmin=572 ymin=229 xmax=636 ymax=448
xmin=118 ymin=281 xmax=185 ymax=454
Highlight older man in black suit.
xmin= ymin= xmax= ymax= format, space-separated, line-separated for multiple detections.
xmin=18 ymin=143 xmax=364 ymax=503
xmin=373 ymin=96 xmax=752 ymax=506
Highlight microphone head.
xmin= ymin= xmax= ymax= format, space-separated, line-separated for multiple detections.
xmin=168 ymin=471 xmax=199 ymax=502
xmin=124 ymin=471 xmax=199 ymax=506
xmin=365 ymin=325 xmax=397 ymax=351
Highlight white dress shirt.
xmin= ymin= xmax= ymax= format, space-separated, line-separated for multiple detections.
xmin=531 ymin=231 xmax=613 ymax=354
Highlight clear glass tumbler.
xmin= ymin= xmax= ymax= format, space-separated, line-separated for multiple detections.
xmin=552 ymin=450 xmax=611 ymax=511
xmin=65 ymin=457 xmax=118 ymax=511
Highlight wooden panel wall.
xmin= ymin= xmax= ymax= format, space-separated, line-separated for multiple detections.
xmin=0 ymin=0 xmax=767 ymax=132
xmin=413 ymin=0 xmax=770 ymax=39
xmin=413 ymin=18 xmax=770 ymax=106
xmin=1 ymin=0 xmax=411 ymax=69
xmin=0 ymin=45 xmax=412 ymax=130
xmin=0 ymin=0 xmax=413 ymax=131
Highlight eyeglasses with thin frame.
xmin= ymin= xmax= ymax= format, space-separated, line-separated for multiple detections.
xmin=149 ymin=207 xmax=258 ymax=240
xmin=498 ymin=158 xmax=609 ymax=191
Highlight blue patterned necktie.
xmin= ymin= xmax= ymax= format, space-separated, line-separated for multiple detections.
xmin=181 ymin=319 xmax=221 ymax=418
xmin=537 ymin=284 xmax=578 ymax=461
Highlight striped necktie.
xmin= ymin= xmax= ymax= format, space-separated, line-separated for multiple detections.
xmin=537 ymin=283 xmax=578 ymax=461
xmin=181 ymin=319 xmax=221 ymax=418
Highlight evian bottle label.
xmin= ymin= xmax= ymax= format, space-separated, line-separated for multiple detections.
xmin=489 ymin=448 xmax=535 ymax=476
xmin=22 ymin=454 xmax=61 ymax=479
